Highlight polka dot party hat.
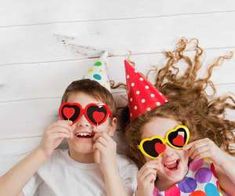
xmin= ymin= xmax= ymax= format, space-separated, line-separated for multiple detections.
xmin=84 ymin=51 xmax=111 ymax=91
xmin=124 ymin=60 xmax=168 ymax=120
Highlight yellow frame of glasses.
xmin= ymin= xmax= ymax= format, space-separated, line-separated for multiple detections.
xmin=138 ymin=125 xmax=190 ymax=159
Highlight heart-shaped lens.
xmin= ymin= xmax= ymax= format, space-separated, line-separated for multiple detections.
xmin=141 ymin=138 xmax=166 ymax=158
xmin=59 ymin=103 xmax=81 ymax=123
xmin=86 ymin=104 xmax=109 ymax=125
xmin=167 ymin=125 xmax=190 ymax=148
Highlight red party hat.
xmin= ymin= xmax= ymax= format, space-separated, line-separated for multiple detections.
xmin=124 ymin=60 xmax=168 ymax=120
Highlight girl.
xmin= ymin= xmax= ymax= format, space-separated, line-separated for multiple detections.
xmin=122 ymin=38 xmax=235 ymax=195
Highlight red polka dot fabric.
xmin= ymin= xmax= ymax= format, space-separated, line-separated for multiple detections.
xmin=124 ymin=60 xmax=168 ymax=120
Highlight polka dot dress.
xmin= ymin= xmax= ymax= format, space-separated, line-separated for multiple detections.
xmin=153 ymin=159 xmax=223 ymax=196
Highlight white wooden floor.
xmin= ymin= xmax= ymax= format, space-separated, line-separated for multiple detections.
xmin=1 ymin=0 xmax=235 ymax=174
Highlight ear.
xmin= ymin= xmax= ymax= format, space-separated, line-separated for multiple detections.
xmin=108 ymin=117 xmax=117 ymax=136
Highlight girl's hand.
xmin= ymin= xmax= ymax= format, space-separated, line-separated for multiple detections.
xmin=39 ymin=120 xmax=73 ymax=158
xmin=184 ymin=138 xmax=227 ymax=166
xmin=93 ymin=132 xmax=117 ymax=173
xmin=136 ymin=159 xmax=160 ymax=196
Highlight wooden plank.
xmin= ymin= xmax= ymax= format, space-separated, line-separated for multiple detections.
xmin=1 ymin=13 xmax=235 ymax=65
xmin=0 ymin=49 xmax=235 ymax=102
xmin=0 ymin=137 xmax=40 ymax=155
xmin=0 ymin=0 xmax=235 ymax=27
xmin=0 ymin=154 xmax=27 ymax=175
xmin=0 ymin=137 xmax=40 ymax=175
xmin=0 ymin=98 xmax=58 ymax=138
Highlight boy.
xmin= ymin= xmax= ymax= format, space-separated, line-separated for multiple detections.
xmin=0 ymin=79 xmax=137 ymax=196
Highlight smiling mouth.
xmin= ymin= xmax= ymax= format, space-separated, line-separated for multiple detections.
xmin=164 ymin=159 xmax=180 ymax=170
xmin=74 ymin=132 xmax=95 ymax=138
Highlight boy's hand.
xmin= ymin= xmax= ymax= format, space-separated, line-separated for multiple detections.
xmin=184 ymin=138 xmax=227 ymax=166
xmin=39 ymin=120 xmax=73 ymax=158
xmin=136 ymin=159 xmax=159 ymax=196
xmin=93 ymin=132 xmax=117 ymax=172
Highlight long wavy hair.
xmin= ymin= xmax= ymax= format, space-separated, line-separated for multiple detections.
xmin=123 ymin=38 xmax=235 ymax=168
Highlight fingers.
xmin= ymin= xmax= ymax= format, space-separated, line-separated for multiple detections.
xmin=93 ymin=132 xmax=113 ymax=144
xmin=184 ymin=138 xmax=213 ymax=160
xmin=48 ymin=132 xmax=71 ymax=140
xmin=46 ymin=120 xmax=73 ymax=138
xmin=138 ymin=159 xmax=160 ymax=179
xmin=49 ymin=120 xmax=72 ymax=127
xmin=93 ymin=142 xmax=106 ymax=152
xmin=193 ymin=151 xmax=211 ymax=160
xmin=139 ymin=168 xmax=156 ymax=183
xmin=93 ymin=132 xmax=116 ymax=150
xmin=138 ymin=164 xmax=157 ymax=186
xmin=48 ymin=120 xmax=73 ymax=131
xmin=189 ymin=144 xmax=209 ymax=159
xmin=92 ymin=132 xmax=117 ymax=167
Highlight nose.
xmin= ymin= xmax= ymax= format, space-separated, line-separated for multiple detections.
xmin=74 ymin=115 xmax=91 ymax=128
xmin=162 ymin=145 xmax=175 ymax=158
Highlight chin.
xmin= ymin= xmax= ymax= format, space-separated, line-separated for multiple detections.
xmin=162 ymin=158 xmax=188 ymax=183
xmin=68 ymin=140 xmax=93 ymax=154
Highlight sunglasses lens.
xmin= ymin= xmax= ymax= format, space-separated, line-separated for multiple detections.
xmin=86 ymin=105 xmax=109 ymax=125
xmin=168 ymin=127 xmax=188 ymax=148
xmin=60 ymin=104 xmax=81 ymax=123
xmin=142 ymin=138 xmax=166 ymax=158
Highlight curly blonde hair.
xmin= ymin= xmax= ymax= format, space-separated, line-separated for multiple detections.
xmin=124 ymin=38 xmax=235 ymax=168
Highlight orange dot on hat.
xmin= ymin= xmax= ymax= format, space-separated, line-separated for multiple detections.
xmin=139 ymin=77 xmax=144 ymax=81
xmin=130 ymin=97 xmax=133 ymax=102
xmin=134 ymin=106 xmax=138 ymax=110
xmin=131 ymin=83 xmax=135 ymax=87
xmin=141 ymin=99 xmax=146 ymax=103
xmin=145 ymin=85 xmax=149 ymax=89
xmin=147 ymin=107 xmax=151 ymax=111
xmin=127 ymin=75 xmax=130 ymax=79
xmin=150 ymin=93 xmax=155 ymax=98
xmin=136 ymin=91 xmax=140 ymax=95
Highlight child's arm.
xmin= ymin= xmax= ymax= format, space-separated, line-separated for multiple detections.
xmin=0 ymin=120 xmax=72 ymax=196
xmin=0 ymin=147 xmax=48 ymax=196
xmin=185 ymin=138 xmax=235 ymax=194
xmin=214 ymin=155 xmax=235 ymax=193
xmin=135 ymin=160 xmax=159 ymax=196
xmin=93 ymin=132 xmax=129 ymax=196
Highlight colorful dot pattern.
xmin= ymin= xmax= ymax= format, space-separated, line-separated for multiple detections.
xmin=85 ymin=60 xmax=111 ymax=91
xmin=154 ymin=159 xmax=222 ymax=196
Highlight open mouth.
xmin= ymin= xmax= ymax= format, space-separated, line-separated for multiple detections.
xmin=164 ymin=159 xmax=180 ymax=170
xmin=74 ymin=132 xmax=95 ymax=138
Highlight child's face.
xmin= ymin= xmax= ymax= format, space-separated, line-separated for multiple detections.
xmin=66 ymin=92 xmax=116 ymax=155
xmin=141 ymin=117 xmax=189 ymax=187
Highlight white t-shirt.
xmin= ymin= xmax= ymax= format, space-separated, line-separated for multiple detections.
xmin=23 ymin=149 xmax=137 ymax=196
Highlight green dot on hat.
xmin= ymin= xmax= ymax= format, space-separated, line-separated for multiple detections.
xmin=94 ymin=61 xmax=102 ymax=66
xmin=93 ymin=74 xmax=102 ymax=80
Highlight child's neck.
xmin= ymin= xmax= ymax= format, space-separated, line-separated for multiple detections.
xmin=69 ymin=149 xmax=95 ymax=163
xmin=156 ymin=179 xmax=177 ymax=191
xmin=156 ymin=168 xmax=188 ymax=191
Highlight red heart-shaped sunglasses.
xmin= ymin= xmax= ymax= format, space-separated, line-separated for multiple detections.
xmin=58 ymin=102 xmax=112 ymax=126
